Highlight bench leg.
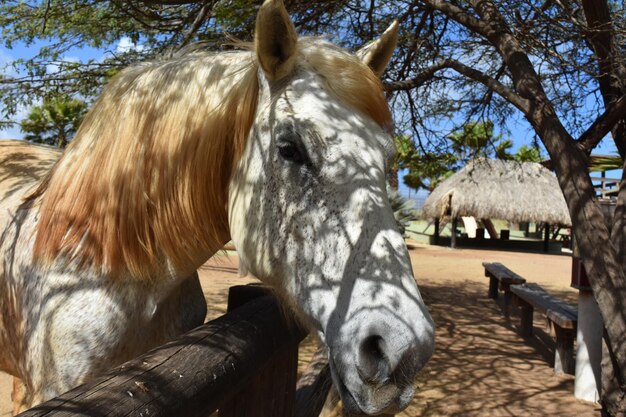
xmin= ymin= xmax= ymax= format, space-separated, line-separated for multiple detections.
xmin=518 ymin=300 xmax=533 ymax=338
xmin=488 ymin=276 xmax=498 ymax=299
xmin=554 ymin=326 xmax=575 ymax=376
xmin=501 ymin=284 xmax=512 ymax=318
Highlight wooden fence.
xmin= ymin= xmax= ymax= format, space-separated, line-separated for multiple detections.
xmin=17 ymin=285 xmax=332 ymax=417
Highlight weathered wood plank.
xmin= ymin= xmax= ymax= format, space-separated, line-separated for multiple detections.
xmin=482 ymin=262 xmax=527 ymax=285
xmin=510 ymin=282 xmax=578 ymax=375
xmin=293 ymin=346 xmax=332 ymax=417
xmin=518 ymin=298 xmax=534 ymax=338
xmin=546 ymin=308 xmax=578 ymax=330
xmin=18 ymin=291 xmax=307 ymax=417
xmin=511 ymin=283 xmax=577 ymax=329
xmin=219 ymin=344 xmax=299 ymax=417
xmin=488 ymin=275 xmax=499 ymax=299
xmin=553 ymin=326 xmax=576 ymax=375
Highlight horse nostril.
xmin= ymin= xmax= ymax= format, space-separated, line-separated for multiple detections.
xmin=357 ymin=335 xmax=391 ymax=385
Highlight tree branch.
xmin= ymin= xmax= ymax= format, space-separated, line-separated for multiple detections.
xmin=581 ymin=0 xmax=626 ymax=158
xmin=384 ymin=58 xmax=530 ymax=113
xmin=577 ymin=94 xmax=626 ymax=155
xmin=176 ymin=0 xmax=217 ymax=50
xmin=418 ymin=0 xmax=491 ymax=37
xmin=383 ymin=60 xmax=450 ymax=91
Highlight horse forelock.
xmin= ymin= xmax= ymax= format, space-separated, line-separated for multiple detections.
xmin=298 ymin=38 xmax=393 ymax=133
xmin=31 ymin=38 xmax=391 ymax=282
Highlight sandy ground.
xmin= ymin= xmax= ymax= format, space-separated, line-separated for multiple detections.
xmin=0 ymin=244 xmax=601 ymax=416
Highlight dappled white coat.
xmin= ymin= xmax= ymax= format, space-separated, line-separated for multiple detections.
xmin=229 ymin=64 xmax=435 ymax=413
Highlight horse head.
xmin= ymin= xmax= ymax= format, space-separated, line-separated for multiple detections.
xmin=229 ymin=0 xmax=435 ymax=414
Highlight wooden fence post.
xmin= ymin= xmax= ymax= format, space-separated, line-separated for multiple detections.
xmin=218 ymin=285 xmax=302 ymax=417
xmin=451 ymin=217 xmax=458 ymax=248
xmin=293 ymin=346 xmax=332 ymax=417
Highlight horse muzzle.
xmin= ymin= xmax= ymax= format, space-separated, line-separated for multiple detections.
xmin=326 ymin=307 xmax=435 ymax=415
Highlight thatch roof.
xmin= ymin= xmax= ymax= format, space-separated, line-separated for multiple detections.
xmin=422 ymin=159 xmax=571 ymax=226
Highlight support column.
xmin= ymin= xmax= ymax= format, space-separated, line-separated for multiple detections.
xmin=571 ymin=230 xmax=603 ymax=403
xmin=574 ymin=290 xmax=602 ymax=402
xmin=450 ymin=217 xmax=458 ymax=249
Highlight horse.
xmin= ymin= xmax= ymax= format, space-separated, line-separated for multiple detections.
xmin=0 ymin=0 xmax=435 ymax=414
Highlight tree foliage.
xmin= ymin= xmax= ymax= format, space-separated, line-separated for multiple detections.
xmin=512 ymin=144 xmax=542 ymax=163
xmin=447 ymin=121 xmax=510 ymax=160
xmin=20 ymin=96 xmax=87 ymax=147
xmin=0 ymin=0 xmax=350 ymax=125
xmin=397 ymin=121 xmax=543 ymax=191
xmin=2 ymin=0 xmax=622 ymax=157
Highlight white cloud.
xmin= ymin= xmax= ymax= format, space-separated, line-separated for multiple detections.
xmin=46 ymin=63 xmax=59 ymax=74
xmin=115 ymin=36 xmax=144 ymax=54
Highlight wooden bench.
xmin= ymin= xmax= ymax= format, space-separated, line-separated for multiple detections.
xmin=483 ymin=262 xmax=526 ymax=317
xmin=510 ymin=283 xmax=578 ymax=375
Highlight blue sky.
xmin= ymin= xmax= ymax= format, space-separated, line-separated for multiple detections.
xmin=0 ymin=36 xmax=140 ymax=138
xmin=1 ymin=37 xmax=621 ymax=199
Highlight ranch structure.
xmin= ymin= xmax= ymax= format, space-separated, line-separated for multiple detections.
xmin=421 ymin=158 xmax=572 ymax=251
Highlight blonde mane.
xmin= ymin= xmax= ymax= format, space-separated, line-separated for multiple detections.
xmin=32 ymin=40 xmax=392 ymax=282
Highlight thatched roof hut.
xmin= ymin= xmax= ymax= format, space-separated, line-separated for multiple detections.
xmin=422 ymin=159 xmax=571 ymax=226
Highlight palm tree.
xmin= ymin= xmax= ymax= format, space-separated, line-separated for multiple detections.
xmin=21 ymin=96 xmax=88 ymax=148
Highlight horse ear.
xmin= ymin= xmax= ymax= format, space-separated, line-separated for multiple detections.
xmin=356 ymin=21 xmax=399 ymax=77
xmin=255 ymin=0 xmax=298 ymax=81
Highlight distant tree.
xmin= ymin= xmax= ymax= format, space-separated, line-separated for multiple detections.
xmin=402 ymin=151 xmax=456 ymax=192
xmin=447 ymin=121 xmax=514 ymax=162
xmin=399 ymin=121 xmax=516 ymax=192
xmin=387 ymin=186 xmax=419 ymax=236
xmin=512 ymin=144 xmax=543 ymax=163
xmin=389 ymin=135 xmax=419 ymax=189
xmin=21 ymin=96 xmax=87 ymax=148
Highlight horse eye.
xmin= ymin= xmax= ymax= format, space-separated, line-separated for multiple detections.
xmin=277 ymin=141 xmax=305 ymax=164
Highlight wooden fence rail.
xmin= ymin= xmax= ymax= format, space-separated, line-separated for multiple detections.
xmin=17 ymin=285 xmax=331 ymax=417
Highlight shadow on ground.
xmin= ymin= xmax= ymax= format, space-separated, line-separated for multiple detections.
xmin=407 ymin=280 xmax=592 ymax=416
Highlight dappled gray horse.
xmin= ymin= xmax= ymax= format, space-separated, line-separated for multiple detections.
xmin=0 ymin=0 xmax=434 ymax=414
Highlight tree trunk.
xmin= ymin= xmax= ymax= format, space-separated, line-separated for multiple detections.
xmin=582 ymin=2 xmax=626 ymax=413
xmin=581 ymin=0 xmax=626 ymax=159
xmin=471 ymin=2 xmax=626 ymax=413
xmin=607 ymin=165 xmax=626 ymax=415
xmin=388 ymin=165 xmax=399 ymax=190
xmin=57 ymin=129 xmax=68 ymax=148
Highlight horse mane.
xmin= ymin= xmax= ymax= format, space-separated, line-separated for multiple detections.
xmin=31 ymin=39 xmax=392 ymax=282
